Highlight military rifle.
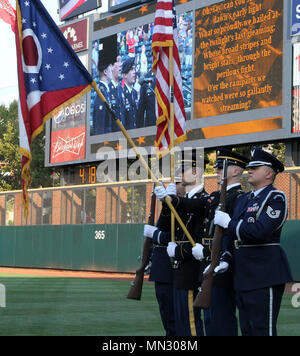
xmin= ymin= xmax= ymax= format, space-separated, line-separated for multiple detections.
xmin=193 ymin=159 xmax=228 ymax=308
xmin=126 ymin=185 xmax=156 ymax=300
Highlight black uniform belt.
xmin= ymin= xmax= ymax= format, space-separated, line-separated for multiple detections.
xmin=234 ymin=241 xmax=280 ymax=249
xmin=153 ymin=244 xmax=166 ymax=248
xmin=153 ymin=241 xmax=190 ymax=247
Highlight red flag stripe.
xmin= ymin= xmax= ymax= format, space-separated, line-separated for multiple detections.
xmin=0 ymin=0 xmax=16 ymax=32
xmin=158 ymin=47 xmax=186 ymax=125
xmin=152 ymin=0 xmax=187 ymax=153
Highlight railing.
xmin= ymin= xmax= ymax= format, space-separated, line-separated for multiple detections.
xmin=0 ymin=168 xmax=299 ymax=226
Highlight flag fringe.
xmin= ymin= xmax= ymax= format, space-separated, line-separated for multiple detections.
xmin=152 ymin=40 xmax=173 ymax=72
xmin=19 ymin=147 xmax=32 ymax=218
xmin=155 ymin=86 xmax=169 ymax=126
xmin=155 ymin=132 xmax=187 ymax=158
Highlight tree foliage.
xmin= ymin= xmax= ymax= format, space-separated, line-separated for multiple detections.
xmin=204 ymin=143 xmax=286 ymax=175
xmin=0 ymin=101 xmax=54 ymax=191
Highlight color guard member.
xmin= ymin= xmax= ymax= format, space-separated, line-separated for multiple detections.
xmin=201 ymin=148 xmax=249 ymax=336
xmin=154 ymin=151 xmax=209 ymax=336
xmin=214 ymin=147 xmax=293 ymax=336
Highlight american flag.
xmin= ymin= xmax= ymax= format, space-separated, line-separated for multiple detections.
xmin=15 ymin=0 xmax=93 ymax=216
xmin=0 ymin=0 xmax=16 ymax=32
xmin=60 ymin=0 xmax=86 ymax=21
xmin=152 ymin=0 xmax=186 ymax=154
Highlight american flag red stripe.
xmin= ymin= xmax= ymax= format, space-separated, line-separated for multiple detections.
xmin=152 ymin=0 xmax=186 ymax=153
xmin=60 ymin=0 xmax=86 ymax=20
xmin=0 ymin=0 xmax=15 ymax=32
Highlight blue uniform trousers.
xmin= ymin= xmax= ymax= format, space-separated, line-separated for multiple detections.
xmin=207 ymin=286 xmax=238 ymax=336
xmin=236 ymin=284 xmax=285 ymax=336
xmin=173 ymin=288 xmax=204 ymax=336
xmin=154 ymin=282 xmax=176 ymax=336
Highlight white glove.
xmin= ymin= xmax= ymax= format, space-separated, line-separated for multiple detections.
xmin=214 ymin=210 xmax=231 ymax=229
xmin=214 ymin=261 xmax=229 ymax=274
xmin=192 ymin=243 xmax=204 ymax=260
xmin=143 ymin=224 xmax=157 ymax=238
xmin=166 ymin=183 xmax=177 ymax=196
xmin=167 ymin=242 xmax=177 ymax=258
xmin=154 ymin=185 xmax=168 ymax=200
xmin=203 ymin=261 xmax=229 ymax=275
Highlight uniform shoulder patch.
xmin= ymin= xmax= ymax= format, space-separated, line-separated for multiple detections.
xmin=266 ymin=206 xmax=281 ymax=219
xmin=269 ymin=189 xmax=286 ymax=201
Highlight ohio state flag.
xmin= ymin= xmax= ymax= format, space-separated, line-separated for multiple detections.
xmin=15 ymin=0 xmax=93 ymax=216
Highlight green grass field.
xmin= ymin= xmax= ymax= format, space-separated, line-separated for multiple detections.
xmin=0 ymin=276 xmax=299 ymax=336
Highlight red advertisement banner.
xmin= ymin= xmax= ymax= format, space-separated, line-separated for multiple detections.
xmin=60 ymin=18 xmax=89 ymax=53
xmin=50 ymin=126 xmax=86 ymax=163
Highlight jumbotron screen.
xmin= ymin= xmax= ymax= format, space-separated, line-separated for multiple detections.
xmin=90 ymin=10 xmax=193 ymax=136
xmin=45 ymin=0 xmax=295 ymax=169
xmin=194 ymin=0 xmax=282 ymax=118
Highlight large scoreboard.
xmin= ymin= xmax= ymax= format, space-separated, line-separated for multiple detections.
xmin=45 ymin=0 xmax=297 ymax=183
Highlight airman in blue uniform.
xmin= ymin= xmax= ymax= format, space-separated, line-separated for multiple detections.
xmin=215 ymin=148 xmax=293 ymax=336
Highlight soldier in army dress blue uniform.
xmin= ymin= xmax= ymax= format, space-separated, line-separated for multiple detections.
xmin=143 ymin=180 xmax=186 ymax=336
xmin=214 ymin=148 xmax=293 ymax=336
xmin=154 ymin=151 xmax=209 ymax=336
xmin=122 ymin=58 xmax=138 ymax=130
xmin=92 ymin=36 xmax=118 ymax=135
xmin=109 ymin=56 xmax=124 ymax=132
xmin=92 ymin=61 xmax=113 ymax=135
xmin=136 ymin=76 xmax=156 ymax=128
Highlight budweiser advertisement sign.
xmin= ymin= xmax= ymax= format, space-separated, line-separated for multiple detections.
xmin=60 ymin=18 xmax=89 ymax=53
xmin=51 ymin=126 xmax=86 ymax=163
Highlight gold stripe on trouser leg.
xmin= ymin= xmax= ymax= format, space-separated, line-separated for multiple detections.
xmin=188 ymin=290 xmax=197 ymax=336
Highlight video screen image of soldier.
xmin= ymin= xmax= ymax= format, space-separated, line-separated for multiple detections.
xmin=90 ymin=11 xmax=193 ymax=136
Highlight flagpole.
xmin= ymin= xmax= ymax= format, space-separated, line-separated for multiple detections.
xmin=169 ymin=46 xmax=175 ymax=244
xmin=91 ymin=81 xmax=196 ymax=247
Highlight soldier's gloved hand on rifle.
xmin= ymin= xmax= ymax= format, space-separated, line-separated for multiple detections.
xmin=203 ymin=261 xmax=229 ymax=275
xmin=214 ymin=210 xmax=231 ymax=229
xmin=143 ymin=224 xmax=158 ymax=239
xmin=167 ymin=242 xmax=177 ymax=257
xmin=192 ymin=243 xmax=204 ymax=261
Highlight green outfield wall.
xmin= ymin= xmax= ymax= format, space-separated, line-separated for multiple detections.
xmin=0 ymin=221 xmax=299 ymax=280
xmin=0 ymin=224 xmax=144 ymax=273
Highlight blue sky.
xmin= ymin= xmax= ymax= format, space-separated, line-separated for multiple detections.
xmin=0 ymin=1 xmax=60 ymax=107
